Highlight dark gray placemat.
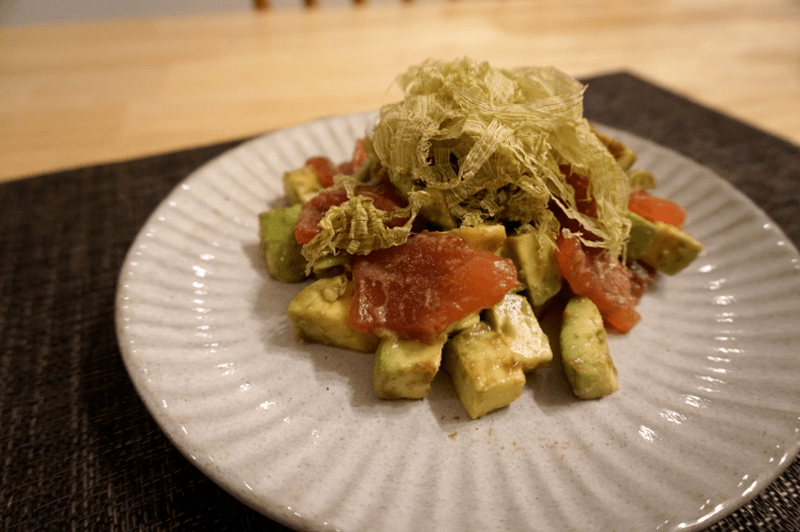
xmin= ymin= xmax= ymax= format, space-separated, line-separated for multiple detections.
xmin=1 ymin=72 xmax=798 ymax=531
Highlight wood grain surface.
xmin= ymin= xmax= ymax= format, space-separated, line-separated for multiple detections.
xmin=2 ymin=0 xmax=798 ymax=181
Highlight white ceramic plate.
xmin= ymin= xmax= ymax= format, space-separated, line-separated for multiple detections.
xmin=116 ymin=111 xmax=800 ymax=532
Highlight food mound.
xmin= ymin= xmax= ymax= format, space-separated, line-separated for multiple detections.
xmin=258 ymin=58 xmax=702 ymax=419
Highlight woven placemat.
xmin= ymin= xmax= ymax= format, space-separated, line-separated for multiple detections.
xmin=1 ymin=72 xmax=798 ymax=531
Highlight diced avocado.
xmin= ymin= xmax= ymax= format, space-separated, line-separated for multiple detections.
xmin=502 ymin=232 xmax=562 ymax=316
xmin=259 ymin=205 xmax=307 ymax=283
xmin=373 ymin=333 xmax=447 ymax=400
xmin=286 ymin=275 xmax=379 ymax=353
xmin=284 ymin=166 xmax=322 ymax=205
xmin=447 ymin=224 xmax=506 ymax=253
xmin=420 ymin=189 xmax=457 ymax=229
xmin=628 ymin=213 xmax=702 ymax=275
xmin=392 ymin=174 xmax=457 ymax=229
xmin=560 ymin=296 xmax=619 ymax=399
xmin=444 ymin=312 xmax=481 ymax=336
xmin=614 ymin=146 xmax=637 ymax=172
xmin=311 ymin=252 xmax=350 ymax=278
xmin=626 ymin=212 xmax=656 ymax=261
xmin=444 ymin=322 xmax=525 ymax=419
xmin=593 ymin=128 xmax=637 ymax=171
xmin=484 ymin=293 xmax=553 ymax=372
xmin=627 ymin=168 xmax=657 ymax=190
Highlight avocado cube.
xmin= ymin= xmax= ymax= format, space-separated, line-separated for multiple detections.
xmin=311 ymin=252 xmax=351 ymax=278
xmin=421 ymin=188 xmax=458 ymax=230
xmin=560 ymin=296 xmax=619 ymax=399
xmin=286 ymin=275 xmax=379 ymax=353
xmin=259 ymin=204 xmax=307 ymax=283
xmin=444 ymin=312 xmax=481 ymax=336
xmin=392 ymin=175 xmax=456 ymax=229
xmin=502 ymin=232 xmax=562 ymax=315
xmin=284 ymin=166 xmax=323 ymax=205
xmin=638 ymin=220 xmax=702 ymax=275
xmin=626 ymin=212 xmax=656 ymax=261
xmin=593 ymin=128 xmax=637 ymax=171
xmin=373 ymin=333 xmax=447 ymax=400
xmin=484 ymin=293 xmax=553 ymax=372
xmin=615 ymin=146 xmax=637 ymax=172
xmin=447 ymin=224 xmax=507 ymax=253
xmin=444 ymin=323 xmax=525 ymax=419
xmin=627 ymin=168 xmax=657 ymax=190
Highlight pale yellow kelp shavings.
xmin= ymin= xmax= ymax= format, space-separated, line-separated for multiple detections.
xmin=369 ymin=58 xmax=631 ymax=258
xmin=300 ymin=190 xmax=424 ymax=273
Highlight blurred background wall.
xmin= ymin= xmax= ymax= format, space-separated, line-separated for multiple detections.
xmin=0 ymin=0 xmax=255 ymax=26
xmin=0 ymin=0 xmax=413 ymax=26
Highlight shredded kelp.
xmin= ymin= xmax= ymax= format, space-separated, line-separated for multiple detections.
xmin=300 ymin=159 xmax=427 ymax=269
xmin=369 ymin=57 xmax=631 ymax=257
xmin=301 ymin=193 xmax=422 ymax=269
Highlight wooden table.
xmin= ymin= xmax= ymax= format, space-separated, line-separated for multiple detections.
xmin=2 ymin=0 xmax=799 ymax=182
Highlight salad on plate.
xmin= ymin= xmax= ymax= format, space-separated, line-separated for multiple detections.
xmin=258 ymin=58 xmax=702 ymax=419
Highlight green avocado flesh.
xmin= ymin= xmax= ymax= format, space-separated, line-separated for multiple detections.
xmin=627 ymin=212 xmax=702 ymax=274
xmin=259 ymin=204 xmax=307 ymax=283
xmin=445 ymin=322 xmax=526 ymax=419
xmin=501 ymin=232 xmax=562 ymax=316
xmin=559 ymin=296 xmax=619 ymax=399
xmin=373 ymin=333 xmax=447 ymax=400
